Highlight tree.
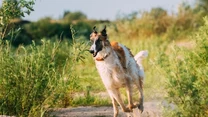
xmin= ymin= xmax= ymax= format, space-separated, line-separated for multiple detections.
xmin=63 ymin=11 xmax=87 ymax=23
xmin=192 ymin=0 xmax=208 ymax=17
xmin=197 ymin=0 xmax=208 ymax=11
xmin=0 ymin=0 xmax=35 ymax=40
xmin=149 ymin=7 xmax=167 ymax=19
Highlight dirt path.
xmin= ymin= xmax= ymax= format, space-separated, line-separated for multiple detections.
xmin=49 ymin=101 xmax=162 ymax=117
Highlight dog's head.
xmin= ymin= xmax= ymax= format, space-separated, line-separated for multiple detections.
xmin=89 ymin=26 xmax=110 ymax=57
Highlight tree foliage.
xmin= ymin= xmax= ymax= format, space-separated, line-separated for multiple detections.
xmin=63 ymin=11 xmax=87 ymax=23
xmin=0 ymin=0 xmax=35 ymax=41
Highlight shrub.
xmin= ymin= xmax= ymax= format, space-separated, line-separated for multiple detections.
xmin=157 ymin=17 xmax=208 ymax=116
xmin=0 ymin=0 xmax=35 ymax=40
xmin=24 ymin=17 xmax=72 ymax=41
xmin=0 ymin=26 xmax=88 ymax=116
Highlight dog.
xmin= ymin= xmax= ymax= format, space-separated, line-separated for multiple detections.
xmin=89 ymin=26 xmax=148 ymax=117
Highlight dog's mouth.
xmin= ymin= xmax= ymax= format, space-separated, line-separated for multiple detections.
xmin=92 ymin=52 xmax=98 ymax=57
xmin=89 ymin=50 xmax=98 ymax=57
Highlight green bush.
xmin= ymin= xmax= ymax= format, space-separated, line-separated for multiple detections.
xmin=24 ymin=17 xmax=72 ymax=41
xmin=63 ymin=11 xmax=87 ymax=23
xmin=0 ymin=0 xmax=35 ymax=40
xmin=156 ymin=17 xmax=208 ymax=116
xmin=0 ymin=30 xmax=88 ymax=116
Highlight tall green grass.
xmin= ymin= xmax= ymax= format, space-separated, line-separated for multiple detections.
xmin=0 ymin=31 xmax=88 ymax=116
xmin=154 ymin=17 xmax=208 ymax=116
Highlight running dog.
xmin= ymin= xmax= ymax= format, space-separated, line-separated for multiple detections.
xmin=89 ymin=26 xmax=148 ymax=117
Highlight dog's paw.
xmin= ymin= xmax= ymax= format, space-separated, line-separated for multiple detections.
xmin=128 ymin=104 xmax=138 ymax=110
xmin=123 ymin=107 xmax=133 ymax=112
xmin=138 ymin=104 xmax=144 ymax=113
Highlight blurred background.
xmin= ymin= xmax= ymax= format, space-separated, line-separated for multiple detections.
xmin=23 ymin=0 xmax=195 ymax=21
xmin=0 ymin=0 xmax=203 ymax=46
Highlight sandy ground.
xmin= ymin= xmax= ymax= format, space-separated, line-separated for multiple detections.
xmin=49 ymin=101 xmax=162 ymax=117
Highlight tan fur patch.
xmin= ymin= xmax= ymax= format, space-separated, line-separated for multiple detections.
xmin=96 ymin=57 xmax=104 ymax=61
xmin=90 ymin=32 xmax=97 ymax=41
xmin=110 ymin=41 xmax=126 ymax=69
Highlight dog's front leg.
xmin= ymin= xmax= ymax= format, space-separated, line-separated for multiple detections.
xmin=137 ymin=78 xmax=144 ymax=112
xmin=110 ymin=97 xmax=118 ymax=117
xmin=108 ymin=89 xmax=131 ymax=113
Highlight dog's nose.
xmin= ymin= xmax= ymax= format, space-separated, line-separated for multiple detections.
xmin=89 ymin=50 xmax=94 ymax=54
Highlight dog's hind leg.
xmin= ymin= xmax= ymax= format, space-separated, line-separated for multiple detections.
xmin=108 ymin=89 xmax=131 ymax=113
xmin=126 ymin=77 xmax=137 ymax=110
xmin=137 ymin=78 xmax=144 ymax=112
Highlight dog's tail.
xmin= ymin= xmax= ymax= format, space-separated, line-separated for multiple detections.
xmin=134 ymin=50 xmax=148 ymax=77
xmin=134 ymin=50 xmax=148 ymax=67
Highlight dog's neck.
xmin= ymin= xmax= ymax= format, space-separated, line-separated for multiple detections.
xmin=94 ymin=47 xmax=112 ymax=61
xmin=95 ymin=53 xmax=110 ymax=61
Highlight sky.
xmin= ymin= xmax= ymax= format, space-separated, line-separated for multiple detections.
xmin=1 ymin=0 xmax=195 ymax=21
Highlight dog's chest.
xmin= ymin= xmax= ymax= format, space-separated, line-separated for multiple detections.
xmin=95 ymin=58 xmax=126 ymax=88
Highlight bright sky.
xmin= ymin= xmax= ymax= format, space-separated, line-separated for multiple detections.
xmin=1 ymin=0 xmax=195 ymax=21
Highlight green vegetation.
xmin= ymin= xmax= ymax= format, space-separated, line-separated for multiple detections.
xmin=158 ymin=17 xmax=208 ymax=116
xmin=0 ymin=0 xmax=208 ymax=117
xmin=0 ymin=0 xmax=35 ymax=41
xmin=0 ymin=31 xmax=89 ymax=116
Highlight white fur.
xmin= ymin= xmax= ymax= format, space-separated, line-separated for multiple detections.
xmin=134 ymin=50 xmax=148 ymax=78
xmin=95 ymin=47 xmax=126 ymax=89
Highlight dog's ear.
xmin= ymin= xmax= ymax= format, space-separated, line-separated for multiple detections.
xmin=101 ymin=25 xmax=107 ymax=37
xmin=93 ymin=26 xmax=97 ymax=34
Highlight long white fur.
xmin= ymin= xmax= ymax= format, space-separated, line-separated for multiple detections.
xmin=95 ymin=46 xmax=126 ymax=89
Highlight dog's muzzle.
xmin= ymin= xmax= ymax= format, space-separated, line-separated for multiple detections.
xmin=89 ymin=50 xmax=98 ymax=57
xmin=89 ymin=50 xmax=94 ymax=54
